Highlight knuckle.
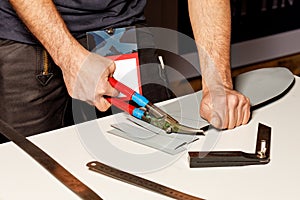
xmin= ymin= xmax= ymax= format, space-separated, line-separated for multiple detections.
xmin=228 ymin=94 xmax=239 ymax=106
xmin=242 ymin=95 xmax=250 ymax=103
xmin=242 ymin=95 xmax=250 ymax=105
xmin=109 ymin=61 xmax=116 ymax=72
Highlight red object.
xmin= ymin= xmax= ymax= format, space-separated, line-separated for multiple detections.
xmin=106 ymin=97 xmax=135 ymax=115
xmin=108 ymin=77 xmax=135 ymax=99
xmin=107 ymin=52 xmax=142 ymax=95
xmin=107 ymin=77 xmax=138 ymax=115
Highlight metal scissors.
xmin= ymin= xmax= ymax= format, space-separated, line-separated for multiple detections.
xmin=107 ymin=77 xmax=204 ymax=135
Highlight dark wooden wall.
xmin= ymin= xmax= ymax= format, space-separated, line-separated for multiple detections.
xmin=144 ymin=0 xmax=178 ymax=30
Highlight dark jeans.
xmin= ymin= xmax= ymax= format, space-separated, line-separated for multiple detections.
xmin=0 ymin=39 xmax=72 ymax=143
xmin=0 ymin=30 xmax=172 ymax=143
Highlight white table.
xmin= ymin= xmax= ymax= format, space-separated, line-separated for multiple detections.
xmin=1 ymin=76 xmax=300 ymax=200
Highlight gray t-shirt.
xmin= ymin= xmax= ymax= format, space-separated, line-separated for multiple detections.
xmin=0 ymin=0 xmax=146 ymax=44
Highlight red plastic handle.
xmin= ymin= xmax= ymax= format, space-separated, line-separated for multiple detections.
xmin=108 ymin=77 xmax=135 ymax=99
xmin=106 ymin=97 xmax=135 ymax=115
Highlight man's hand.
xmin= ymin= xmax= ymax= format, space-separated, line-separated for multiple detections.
xmin=62 ymin=53 xmax=119 ymax=111
xmin=9 ymin=0 xmax=119 ymax=111
xmin=200 ymin=86 xmax=251 ymax=129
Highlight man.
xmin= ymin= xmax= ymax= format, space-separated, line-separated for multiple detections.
xmin=0 ymin=0 xmax=250 ymax=142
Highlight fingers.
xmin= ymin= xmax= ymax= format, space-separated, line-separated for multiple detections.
xmin=103 ymin=62 xmax=119 ymax=97
xmin=227 ymin=95 xmax=242 ymax=129
xmin=107 ymin=69 xmax=120 ymax=97
xmin=227 ymin=105 xmax=237 ymax=129
xmin=94 ymin=63 xmax=120 ymax=111
xmin=210 ymin=113 xmax=223 ymax=129
xmin=225 ymin=93 xmax=251 ymax=129
xmin=94 ymin=83 xmax=119 ymax=111
xmin=200 ymin=97 xmax=225 ymax=129
xmin=200 ymin=90 xmax=251 ymax=130
xmin=242 ymin=98 xmax=251 ymax=125
xmin=69 ymin=52 xmax=121 ymax=111
xmin=94 ymin=97 xmax=111 ymax=112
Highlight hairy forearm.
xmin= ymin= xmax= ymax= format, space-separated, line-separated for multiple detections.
xmin=9 ymin=0 xmax=119 ymax=112
xmin=9 ymin=0 xmax=89 ymax=69
xmin=188 ymin=0 xmax=232 ymax=90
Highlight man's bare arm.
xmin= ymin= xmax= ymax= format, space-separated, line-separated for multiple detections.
xmin=188 ymin=0 xmax=232 ymax=88
xmin=188 ymin=0 xmax=250 ymax=129
xmin=9 ymin=0 xmax=119 ymax=111
xmin=9 ymin=0 xmax=87 ymax=69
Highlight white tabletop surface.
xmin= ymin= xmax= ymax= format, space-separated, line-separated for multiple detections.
xmin=1 ymin=76 xmax=300 ymax=200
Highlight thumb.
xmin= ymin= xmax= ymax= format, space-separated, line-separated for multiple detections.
xmin=210 ymin=112 xmax=223 ymax=129
xmin=200 ymin=101 xmax=223 ymax=129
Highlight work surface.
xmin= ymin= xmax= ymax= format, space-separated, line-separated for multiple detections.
xmin=1 ymin=76 xmax=300 ymax=200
